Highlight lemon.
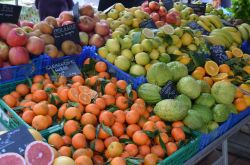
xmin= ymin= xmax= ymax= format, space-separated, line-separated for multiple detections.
xmin=98 ymin=47 xmax=109 ymax=58
xmin=131 ymin=44 xmax=143 ymax=54
xmin=181 ymin=32 xmax=193 ymax=46
xmin=121 ymin=49 xmax=134 ymax=60
xmin=142 ymin=28 xmax=155 ymax=39
xmin=149 ymin=49 xmax=160 ymax=60
xmin=161 ymin=24 xmax=175 ymax=35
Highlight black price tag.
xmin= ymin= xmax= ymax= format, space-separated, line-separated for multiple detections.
xmin=0 ymin=4 xmax=22 ymax=23
xmin=73 ymin=2 xmax=80 ymax=23
xmin=162 ymin=0 xmax=173 ymax=10
xmin=187 ymin=21 xmax=209 ymax=35
xmin=46 ymin=59 xmax=81 ymax=80
xmin=187 ymin=3 xmax=206 ymax=16
xmin=139 ymin=19 xmax=157 ymax=29
xmin=53 ymin=23 xmax=80 ymax=49
xmin=0 ymin=125 xmax=35 ymax=156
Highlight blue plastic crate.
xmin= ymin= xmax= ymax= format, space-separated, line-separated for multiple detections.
xmin=199 ymin=115 xmax=233 ymax=150
xmin=229 ymin=107 xmax=250 ymax=128
xmin=0 ymin=56 xmax=43 ymax=84
xmin=87 ymin=46 xmax=147 ymax=90
xmin=241 ymin=41 xmax=250 ymax=54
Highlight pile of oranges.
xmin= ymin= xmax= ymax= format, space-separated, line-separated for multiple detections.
xmin=2 ymin=58 xmax=191 ymax=165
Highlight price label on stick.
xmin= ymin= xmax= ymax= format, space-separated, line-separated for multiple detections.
xmin=0 ymin=4 xmax=22 ymax=23
xmin=73 ymin=2 xmax=80 ymax=23
xmin=187 ymin=3 xmax=206 ymax=16
xmin=46 ymin=59 xmax=81 ymax=80
xmin=139 ymin=19 xmax=157 ymax=29
xmin=53 ymin=23 xmax=80 ymax=49
xmin=162 ymin=0 xmax=173 ymax=11
xmin=0 ymin=125 xmax=35 ymax=156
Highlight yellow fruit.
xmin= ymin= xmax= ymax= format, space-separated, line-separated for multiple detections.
xmin=181 ymin=33 xmax=193 ymax=46
xmin=211 ymin=73 xmax=228 ymax=82
xmin=232 ymin=47 xmax=243 ymax=57
xmin=205 ymin=61 xmax=219 ymax=76
xmin=53 ymin=156 xmax=75 ymax=165
xmin=225 ymin=51 xmax=233 ymax=59
xmin=240 ymin=84 xmax=250 ymax=93
xmin=177 ymin=56 xmax=191 ymax=65
xmin=145 ymin=64 xmax=152 ymax=71
xmin=243 ymin=66 xmax=250 ymax=74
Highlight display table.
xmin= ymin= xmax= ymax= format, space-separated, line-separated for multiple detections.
xmin=184 ymin=115 xmax=250 ymax=165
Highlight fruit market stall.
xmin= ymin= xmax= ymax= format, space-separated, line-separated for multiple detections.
xmin=0 ymin=0 xmax=250 ymax=165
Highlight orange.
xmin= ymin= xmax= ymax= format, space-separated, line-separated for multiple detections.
xmin=235 ymin=88 xmax=244 ymax=98
xmin=135 ymin=98 xmax=146 ymax=106
xmin=22 ymin=101 xmax=36 ymax=111
xmin=232 ymin=47 xmax=243 ymax=57
xmin=95 ymin=61 xmax=107 ymax=72
xmin=116 ymin=80 xmax=127 ymax=92
xmin=107 ymin=142 xmax=124 ymax=158
xmin=2 ymin=94 xmax=17 ymax=108
xmin=72 ymin=82 xmax=82 ymax=89
xmin=211 ymin=73 xmax=228 ymax=82
xmin=55 ymin=76 xmax=67 ymax=86
xmin=85 ymin=104 xmax=100 ymax=116
xmin=72 ymin=75 xmax=85 ymax=84
xmin=172 ymin=121 xmax=184 ymax=128
xmin=81 ymin=113 xmax=97 ymax=126
xmin=120 ymin=151 xmax=130 ymax=158
xmin=10 ymin=91 xmax=21 ymax=99
xmin=62 ymin=135 xmax=72 ymax=146
xmin=25 ymin=94 xmax=33 ymax=100
xmin=139 ymin=145 xmax=151 ymax=156
xmin=79 ymin=93 xmax=91 ymax=105
xmin=131 ymin=103 xmax=146 ymax=116
xmin=155 ymin=132 xmax=169 ymax=145
xmin=99 ymin=111 xmax=115 ymax=126
xmin=95 ymin=98 xmax=106 ymax=110
xmin=171 ymin=127 xmax=186 ymax=142
xmin=148 ymin=115 xmax=161 ymax=122
xmin=58 ymin=146 xmax=72 ymax=157
xmin=73 ymin=148 xmax=93 ymax=160
xmin=98 ymin=128 xmax=111 ymax=139
xmin=72 ymin=133 xmax=87 ymax=149
xmin=219 ymin=64 xmax=231 ymax=73
xmin=113 ymin=110 xmax=126 ymax=124
xmin=78 ymin=85 xmax=90 ymax=93
xmin=93 ymin=155 xmax=104 ymax=165
xmin=82 ymin=124 xmax=96 ymax=140
xmin=116 ymin=96 xmax=129 ymax=110
xmin=90 ymin=139 xmax=105 ymax=153
xmin=110 ymin=157 xmax=126 ymax=165
xmin=143 ymin=121 xmax=156 ymax=132
xmin=132 ymin=130 xmax=149 ymax=146
xmin=126 ymin=110 xmax=140 ymax=124
xmin=205 ymin=60 xmax=219 ymax=76
xmin=234 ymin=98 xmax=247 ymax=112
xmin=64 ymin=107 xmax=81 ymax=120
xmin=48 ymin=104 xmax=58 ymax=117
xmin=63 ymin=120 xmax=80 ymax=136
xmin=138 ymin=116 xmax=147 ymax=128
xmin=33 ymin=102 xmax=49 ymax=115
xmin=203 ymin=76 xmax=214 ymax=86
xmin=57 ymin=103 xmax=67 ymax=120
xmin=225 ymin=50 xmax=233 ymax=59
xmin=104 ymin=136 xmax=119 ymax=148
xmin=57 ymin=88 xmax=69 ymax=103
xmin=75 ymin=155 xmax=93 ymax=165
xmin=85 ymin=76 xmax=98 ymax=86
xmin=155 ymin=121 xmax=167 ymax=133
xmin=126 ymin=124 xmax=141 ymax=137
xmin=151 ymin=145 xmax=165 ymax=158
xmin=243 ymin=95 xmax=250 ymax=106
xmin=124 ymin=144 xmax=139 ymax=156
xmin=33 ymin=75 xmax=44 ymax=83
xmin=44 ymin=83 xmax=56 ymax=91
xmin=32 ymin=115 xmax=49 ymax=131
xmin=105 ymin=83 xmax=117 ymax=96
xmin=22 ymin=110 xmax=35 ymax=125
xmin=144 ymin=153 xmax=158 ymax=165
xmin=45 ymin=115 xmax=53 ymax=126
xmin=192 ymin=69 xmax=205 ymax=80
xmin=16 ymin=84 xmax=30 ymax=96
xmin=112 ymin=122 xmax=125 ymax=137
xmin=68 ymin=88 xmax=79 ymax=102
xmin=98 ymin=72 xmax=110 ymax=79
xmin=166 ymin=142 xmax=177 ymax=156
xmin=31 ymin=83 xmax=43 ymax=93
xmin=102 ymin=94 xmax=116 ymax=106
xmin=48 ymin=133 xmax=65 ymax=149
